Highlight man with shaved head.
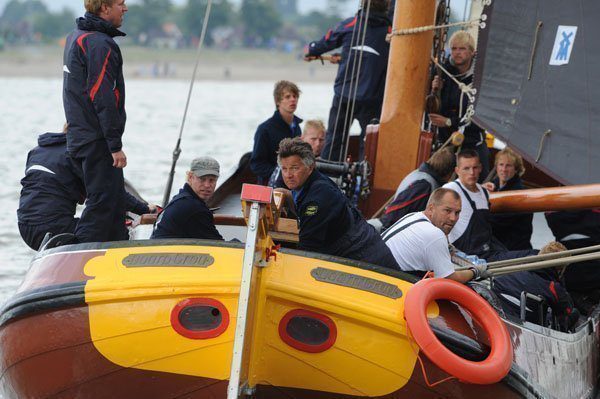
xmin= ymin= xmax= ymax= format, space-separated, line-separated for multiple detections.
xmin=383 ymin=188 xmax=487 ymax=283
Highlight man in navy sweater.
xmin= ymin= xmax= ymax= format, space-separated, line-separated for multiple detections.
xmin=250 ymin=80 xmax=303 ymax=185
xmin=152 ymin=157 xmax=223 ymax=241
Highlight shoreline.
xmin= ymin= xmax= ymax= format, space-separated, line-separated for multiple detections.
xmin=0 ymin=45 xmax=338 ymax=82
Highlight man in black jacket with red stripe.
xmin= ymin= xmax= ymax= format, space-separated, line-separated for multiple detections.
xmin=63 ymin=0 xmax=129 ymax=243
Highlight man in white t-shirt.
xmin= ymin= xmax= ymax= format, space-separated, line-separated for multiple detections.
xmin=382 ymin=188 xmax=486 ymax=282
xmin=443 ymin=149 xmax=537 ymax=261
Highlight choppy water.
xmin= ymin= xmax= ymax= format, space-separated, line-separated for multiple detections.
xmin=1 ymin=77 xmax=335 ymax=304
xmin=0 ymin=77 xmax=555 ymax=307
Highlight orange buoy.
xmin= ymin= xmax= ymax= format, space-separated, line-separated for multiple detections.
xmin=404 ymin=278 xmax=513 ymax=385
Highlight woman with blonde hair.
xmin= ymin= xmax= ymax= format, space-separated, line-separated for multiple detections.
xmin=484 ymin=147 xmax=533 ymax=250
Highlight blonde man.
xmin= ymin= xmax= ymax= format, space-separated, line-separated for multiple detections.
xmin=430 ymin=30 xmax=490 ymax=181
xmin=302 ymin=119 xmax=326 ymax=157
xmin=484 ymin=147 xmax=533 ymax=250
xmin=63 ymin=0 xmax=129 ymax=243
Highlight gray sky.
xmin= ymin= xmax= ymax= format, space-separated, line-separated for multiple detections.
xmin=0 ymin=0 xmax=358 ymax=16
xmin=0 ymin=0 xmax=471 ymax=21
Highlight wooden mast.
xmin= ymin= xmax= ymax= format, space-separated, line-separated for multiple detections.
xmin=364 ymin=0 xmax=436 ymax=216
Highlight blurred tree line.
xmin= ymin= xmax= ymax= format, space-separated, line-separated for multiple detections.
xmin=0 ymin=0 xmax=354 ymax=51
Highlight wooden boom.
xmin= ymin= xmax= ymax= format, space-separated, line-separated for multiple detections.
xmin=489 ymin=184 xmax=600 ymax=213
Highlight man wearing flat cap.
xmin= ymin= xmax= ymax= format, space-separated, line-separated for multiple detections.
xmin=152 ymin=156 xmax=223 ymax=240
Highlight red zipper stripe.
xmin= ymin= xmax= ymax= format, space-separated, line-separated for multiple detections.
xmin=90 ymin=49 xmax=111 ymax=102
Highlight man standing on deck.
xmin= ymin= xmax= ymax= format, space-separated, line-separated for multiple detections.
xmin=443 ymin=150 xmax=537 ymax=262
xmin=63 ymin=0 xmax=129 ymax=243
xmin=251 ymin=80 xmax=303 ymax=185
xmin=304 ymin=0 xmax=391 ymax=162
xmin=276 ymin=137 xmax=399 ymax=270
xmin=429 ymin=30 xmax=490 ymax=181
xmin=382 ymin=188 xmax=487 ymax=283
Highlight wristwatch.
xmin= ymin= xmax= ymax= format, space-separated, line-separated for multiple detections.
xmin=445 ymin=118 xmax=452 ymax=127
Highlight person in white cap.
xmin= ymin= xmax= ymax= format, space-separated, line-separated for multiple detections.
xmin=152 ymin=156 xmax=223 ymax=240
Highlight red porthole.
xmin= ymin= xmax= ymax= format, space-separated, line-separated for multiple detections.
xmin=170 ymin=298 xmax=229 ymax=339
xmin=278 ymin=309 xmax=337 ymax=353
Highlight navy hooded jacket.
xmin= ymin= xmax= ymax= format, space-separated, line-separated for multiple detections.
xmin=18 ymin=133 xmax=85 ymax=226
xmin=63 ymin=12 xmax=126 ymax=155
xmin=306 ymin=10 xmax=391 ymax=103
xmin=18 ymin=133 xmax=150 ymax=227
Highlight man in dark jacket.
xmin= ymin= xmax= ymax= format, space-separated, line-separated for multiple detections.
xmin=277 ymin=138 xmax=398 ymax=270
xmin=546 ymin=209 xmax=600 ymax=295
xmin=492 ymin=242 xmax=580 ymax=331
xmin=152 ymin=157 xmax=223 ymax=241
xmin=484 ymin=148 xmax=533 ymax=251
xmin=304 ymin=0 xmax=391 ymax=162
xmin=63 ymin=0 xmax=129 ymax=243
xmin=374 ymin=147 xmax=455 ymax=232
xmin=250 ymin=80 xmax=302 ymax=185
xmin=429 ymin=30 xmax=490 ymax=181
xmin=17 ymin=129 xmax=154 ymax=250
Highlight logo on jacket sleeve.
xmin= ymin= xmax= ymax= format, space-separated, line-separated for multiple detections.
xmin=304 ymin=204 xmax=319 ymax=216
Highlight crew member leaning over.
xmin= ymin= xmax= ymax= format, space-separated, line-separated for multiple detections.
xmin=382 ymin=188 xmax=488 ymax=283
xmin=276 ymin=137 xmax=399 ymax=270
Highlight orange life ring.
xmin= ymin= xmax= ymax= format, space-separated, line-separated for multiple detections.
xmin=404 ymin=278 xmax=513 ymax=385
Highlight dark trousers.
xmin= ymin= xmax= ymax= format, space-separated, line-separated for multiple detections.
xmin=487 ymin=248 xmax=539 ymax=262
xmin=562 ymin=239 xmax=600 ymax=292
xmin=72 ymin=140 xmax=127 ymax=243
xmin=322 ymin=95 xmax=381 ymax=162
xmin=18 ymin=218 xmax=78 ymax=251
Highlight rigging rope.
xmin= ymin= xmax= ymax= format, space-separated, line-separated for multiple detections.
xmin=389 ymin=18 xmax=483 ymax=37
xmin=338 ymin=0 xmax=366 ymax=163
xmin=430 ymin=56 xmax=477 ymax=124
xmin=342 ymin=0 xmax=373 ymax=163
xmin=329 ymin=0 xmax=363 ymax=164
xmin=162 ymin=0 xmax=213 ymax=207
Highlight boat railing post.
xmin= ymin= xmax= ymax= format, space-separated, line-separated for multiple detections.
xmin=227 ymin=184 xmax=275 ymax=399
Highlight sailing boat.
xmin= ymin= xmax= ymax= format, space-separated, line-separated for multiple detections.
xmin=1 ymin=1 xmax=600 ymax=398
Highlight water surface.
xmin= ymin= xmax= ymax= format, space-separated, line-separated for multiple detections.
xmin=0 ymin=77 xmax=334 ymax=303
